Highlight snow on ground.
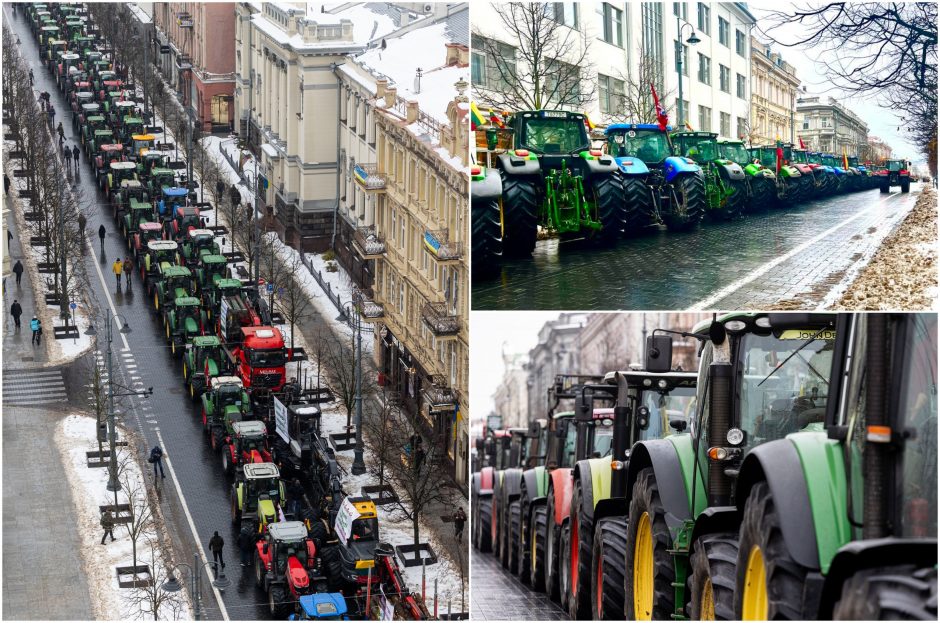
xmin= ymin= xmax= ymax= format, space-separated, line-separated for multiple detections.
xmin=56 ymin=415 xmax=192 ymax=621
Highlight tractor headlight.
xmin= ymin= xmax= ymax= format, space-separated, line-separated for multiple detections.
xmin=657 ymin=379 xmax=668 ymax=390
xmin=755 ymin=316 xmax=771 ymax=329
xmin=727 ymin=428 xmax=745 ymax=446
xmin=724 ymin=320 xmax=747 ymax=333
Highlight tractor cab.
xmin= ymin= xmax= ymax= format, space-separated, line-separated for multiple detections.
xmin=716 ymin=140 xmax=752 ymax=167
xmin=76 ymin=101 xmax=99 ymax=128
xmin=139 ymin=152 xmax=170 ymax=177
xmin=148 ymin=168 xmax=177 ymax=196
xmin=94 ymin=142 xmax=123 ymax=181
xmin=195 ymin=254 xmax=229 ymax=292
xmin=184 ymin=335 xmax=226 ymax=398
xmin=131 ymin=133 xmax=156 ymax=157
xmin=229 ymin=419 xmax=271 ymax=471
xmin=119 ymin=116 xmax=145 ymax=145
xmin=164 ymin=296 xmax=206 ymax=357
xmin=204 ymin=277 xmax=244 ymax=320
xmin=143 ymin=240 xmax=179 ymax=281
xmin=105 ymin=161 xmax=137 ymax=196
xmin=72 ymin=90 xmax=94 ymax=110
xmin=334 ymin=497 xmax=380 ymax=584
xmin=232 ymin=462 xmax=285 ymax=531
xmin=605 ymin=124 xmax=674 ymax=165
xmin=133 ymin=222 xmax=164 ymax=261
xmin=158 ymin=187 xmax=189 ymax=222
xmin=671 ymin=131 xmax=721 ymax=164
xmin=878 ymin=159 xmax=912 ymax=193
xmin=257 ymin=521 xmax=326 ymax=617
xmin=293 ymin=593 xmax=349 ymax=620
xmin=166 ymin=206 xmax=202 ymax=241
xmin=205 ymin=376 xmax=255 ymax=457
xmin=180 ymin=229 xmax=219 ymax=267
xmin=155 ymin=265 xmax=195 ymax=309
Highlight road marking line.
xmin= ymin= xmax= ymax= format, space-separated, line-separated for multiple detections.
xmin=2 ymin=369 xmax=63 ymax=377
xmin=3 ymin=386 xmax=67 ymax=394
xmin=689 ymin=191 xmax=904 ymax=310
xmin=154 ymin=428 xmax=230 ymax=620
xmin=87 ymin=240 xmax=131 ymax=350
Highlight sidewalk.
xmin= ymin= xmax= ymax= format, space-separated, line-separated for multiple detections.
xmin=3 ymin=205 xmax=48 ymax=368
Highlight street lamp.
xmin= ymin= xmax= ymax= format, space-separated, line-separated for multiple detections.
xmin=162 ymin=553 xmax=231 ymax=621
xmin=675 ymin=19 xmax=701 ymax=127
xmin=339 ymin=301 xmax=370 ymax=475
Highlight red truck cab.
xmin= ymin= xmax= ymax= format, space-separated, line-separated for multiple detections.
xmin=232 ymin=326 xmax=287 ymax=393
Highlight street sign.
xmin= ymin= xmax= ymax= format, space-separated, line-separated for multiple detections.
xmin=70 ymin=302 xmax=77 ymax=310
xmin=273 ymin=396 xmax=289 ymax=444
xmin=267 ymin=283 xmax=274 ymax=294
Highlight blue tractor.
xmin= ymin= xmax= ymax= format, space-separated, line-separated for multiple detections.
xmin=604 ymin=123 xmax=706 ymax=232
xmin=289 ymin=593 xmax=349 ymax=620
xmin=158 ymin=187 xmax=190 ymax=223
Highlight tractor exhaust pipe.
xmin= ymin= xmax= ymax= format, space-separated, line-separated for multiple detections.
xmin=708 ymin=362 xmax=733 ymax=506
xmin=863 ymin=314 xmax=889 ymax=540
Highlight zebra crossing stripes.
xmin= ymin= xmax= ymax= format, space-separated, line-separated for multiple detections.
xmin=2 ymin=368 xmax=68 ymax=405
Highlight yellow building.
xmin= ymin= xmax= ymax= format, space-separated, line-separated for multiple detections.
xmin=749 ymin=37 xmax=800 ymax=145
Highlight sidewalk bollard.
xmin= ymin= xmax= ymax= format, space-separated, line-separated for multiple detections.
xmin=421 ymin=556 xmax=426 ymax=604
xmin=433 ymin=578 xmax=438 ymax=618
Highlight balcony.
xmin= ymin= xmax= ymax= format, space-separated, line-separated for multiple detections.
xmin=421 ymin=302 xmax=459 ymax=338
xmin=353 ymin=225 xmax=385 ymax=259
xmin=423 ymin=229 xmax=463 ymax=263
xmin=422 ymin=375 xmax=457 ymax=414
xmin=353 ymin=163 xmax=387 ymax=192
xmin=176 ymin=54 xmax=192 ymax=71
xmin=353 ymin=289 xmax=384 ymax=321
xmin=176 ymin=12 xmax=194 ymax=28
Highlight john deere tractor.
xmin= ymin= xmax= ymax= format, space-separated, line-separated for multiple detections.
xmin=718 ymin=139 xmax=775 ymax=212
xmin=182 ymin=334 xmax=228 ymax=399
xmin=201 ymin=375 xmax=253 ymax=452
xmin=153 ymin=263 xmax=194 ymax=311
xmin=141 ymin=241 xmax=181 ymax=292
xmin=163 ymin=295 xmax=207 ymax=357
xmin=748 ymin=145 xmax=808 ymax=204
xmin=605 ymin=124 xmax=706 ymax=232
xmin=495 ymin=110 xmax=626 ymax=255
xmin=877 ymin=159 xmax=912 ymax=193
xmin=470 ymin=162 xmax=503 ymax=278
xmin=178 ymin=228 xmax=220 ymax=268
xmin=671 ymin=132 xmax=747 ymax=220
xmin=231 ymin=462 xmax=286 ymax=533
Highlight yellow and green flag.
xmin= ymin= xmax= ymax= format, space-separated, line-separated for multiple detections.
xmin=470 ymin=102 xmax=486 ymax=130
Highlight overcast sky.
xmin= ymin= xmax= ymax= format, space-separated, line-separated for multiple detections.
xmin=749 ymin=2 xmax=924 ymax=162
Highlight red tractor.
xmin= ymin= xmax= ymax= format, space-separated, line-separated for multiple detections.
xmin=876 ymin=158 xmax=912 ymax=193
xmin=226 ymin=326 xmax=288 ymax=396
xmin=221 ymin=419 xmax=274 ymax=476
xmin=253 ymin=521 xmax=328 ymax=618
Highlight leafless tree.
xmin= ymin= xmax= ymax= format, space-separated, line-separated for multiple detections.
xmin=125 ymin=534 xmax=186 ymax=621
xmin=609 ymin=52 xmax=676 ymax=124
xmin=364 ymin=385 xmax=400 ymax=488
xmin=473 ymin=2 xmax=596 ymax=111
xmin=270 ymin=246 xmax=312 ymax=353
xmin=117 ymin=453 xmax=156 ymax=584
xmin=320 ymin=332 xmax=359 ymax=430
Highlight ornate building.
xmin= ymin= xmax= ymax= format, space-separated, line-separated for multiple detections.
xmin=749 ymin=36 xmax=800 ymax=145
xmin=796 ymin=93 xmax=869 ymax=156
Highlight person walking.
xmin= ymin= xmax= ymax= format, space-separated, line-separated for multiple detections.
xmin=48 ymin=105 xmax=55 ymax=128
xmin=237 ymin=527 xmax=255 ymax=567
xmin=287 ymin=478 xmax=304 ymax=517
xmin=78 ymin=213 xmax=86 ymax=240
xmin=98 ymin=224 xmax=106 ymax=255
xmin=3 ymin=172 xmax=10 ymax=196
xmin=12 ymin=260 xmax=24 ymax=287
xmin=10 ymin=300 xmax=22 ymax=330
xmin=112 ymin=258 xmax=123 ymax=290
xmin=56 ymin=122 xmax=64 ymax=143
xmin=123 ymin=257 xmax=133 ymax=290
xmin=148 ymin=445 xmax=165 ymax=479
xmin=64 ymin=143 xmax=72 ymax=171
xmin=100 ymin=510 xmax=116 ymax=545
xmin=209 ymin=531 xmax=225 ymax=571
xmin=73 ymin=144 xmax=80 ymax=166
xmin=30 ymin=316 xmax=41 ymax=345
xmin=453 ymin=507 xmax=467 ymax=540
xmin=28 ymin=68 xmax=33 ymax=86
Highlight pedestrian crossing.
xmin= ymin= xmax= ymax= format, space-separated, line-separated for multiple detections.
xmin=2 ymin=367 xmax=68 ymax=406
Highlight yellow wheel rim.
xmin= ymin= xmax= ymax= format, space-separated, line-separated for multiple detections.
xmin=742 ymin=545 xmax=768 ymax=620
xmin=183 ymin=362 xmax=187 ymax=379
xmin=172 ymin=340 xmax=176 ymax=355
xmin=633 ymin=512 xmax=654 ymax=620
xmin=701 ymin=577 xmax=716 ymax=620
xmin=531 ymin=522 xmax=538 ymax=575
xmin=154 ymin=292 xmax=159 ymax=309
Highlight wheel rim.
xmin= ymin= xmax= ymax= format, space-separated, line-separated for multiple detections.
xmin=701 ymin=577 xmax=716 ymax=620
xmin=633 ymin=511 xmax=654 ymax=620
xmin=531 ymin=517 xmax=539 ymax=575
xmin=742 ymin=545 xmax=768 ymax=620
xmin=183 ymin=362 xmax=187 ymax=379
xmin=570 ymin=515 xmax=579 ymax=595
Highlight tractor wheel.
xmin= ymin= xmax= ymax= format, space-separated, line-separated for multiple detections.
xmin=210 ymin=428 xmax=222 ymax=453
xmin=880 ymin=183 xmax=890 ymax=194
xmin=231 ymin=492 xmax=241 ymax=525
xmin=720 ymin=178 xmax=746 ymax=220
xmin=797 ymin=175 xmax=814 ymax=203
xmin=622 ymin=175 xmax=655 ymax=236
xmin=689 ymin=532 xmax=738 ymax=620
xmin=625 ymin=467 xmax=675 ymax=620
xmin=221 ymin=445 xmax=232 ymax=476
xmin=748 ymin=177 xmax=775 ymax=212
xmin=253 ymin=549 xmax=265 ymax=588
xmin=189 ymin=380 xmax=196 ymax=401
xmin=833 ymin=565 xmax=937 ymax=620
xmin=591 ymin=516 xmax=628 ymax=620
xmin=154 ymin=292 xmax=160 ymax=310
xmin=591 ymin=171 xmax=626 ymax=246
xmin=517 ymin=496 xmax=531 ymax=582
xmin=477 ymin=496 xmax=493 ymax=553
xmin=490 ymin=490 xmax=501 ymax=560
xmin=471 ymin=197 xmax=502 ymax=279
xmin=662 ymin=173 xmax=705 ymax=232
xmin=544 ymin=488 xmax=562 ymax=600
xmin=171 ymin=339 xmax=177 ymax=357
xmin=499 ymin=173 xmax=539 ymax=258
xmin=182 ymin=361 xmax=189 ymax=382
xmin=901 ymin=179 xmax=910 ymax=193
xmin=567 ymin=481 xmax=593 ymax=620
xmin=558 ymin=522 xmax=572 ymax=611
xmin=268 ymin=585 xmax=288 ymax=618
xmin=321 ymin=545 xmax=344 ymax=590
xmin=734 ymin=481 xmax=810 ymax=620
xmin=507 ymin=499 xmax=521 ymax=574
xmin=529 ymin=505 xmax=548 ymax=590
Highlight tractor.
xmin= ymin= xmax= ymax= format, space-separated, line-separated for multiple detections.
xmin=182 ymin=334 xmax=227 ymax=399
xmin=493 ymin=109 xmax=626 ymax=255
xmin=121 ymin=197 xmax=154 ymax=241
xmin=81 ymin=116 xmax=107 ymax=154
xmin=748 ymin=145 xmax=808 ymax=204
xmin=624 ymin=312 xmax=837 ymax=621
xmin=178 ymin=229 xmax=220 ymax=268
xmin=103 ymin=161 xmax=138 ymax=203
xmin=153 ymin=264 xmax=194 ymax=311
xmin=93 ymin=143 xmax=123 ymax=185
xmin=202 ymin=275 xmax=243 ymax=322
xmin=231 ymin=462 xmax=286 ymax=533
xmin=847 ymin=156 xmax=874 ymax=190
xmin=157 ymin=187 xmax=190 ymax=223
xmin=72 ymin=99 xmax=98 ymax=135
xmin=877 ymin=159 xmax=912 ymax=193
xmin=221 ymin=419 xmax=273 ymax=476
xmin=486 ymin=427 xmax=536 ymax=568
xmin=141 ymin=240 xmax=180 ymax=290
xmin=201 ymin=375 xmax=253 ymax=452
xmin=805 ymin=152 xmax=839 ymax=195
xmin=605 ymin=124 xmax=706 ymax=232
xmin=130 ymin=133 xmax=156 ymax=158
xmin=332 ymin=496 xmax=381 ymax=587
xmin=469 ymin=163 xmax=503 ymax=279
xmin=290 ymin=593 xmax=349 ymax=621
xmin=137 ymin=152 xmax=171 ymax=179
xmin=165 ymin=205 xmax=203 ymax=243
xmin=717 ymin=139 xmax=775 ymax=212
xmin=471 ymin=426 xmax=529 ymax=557
xmin=162 ymin=295 xmax=207 ymax=357
xmin=254 ymin=521 xmax=328 ymax=617
xmin=193 ymin=252 xmax=230 ymax=293
xmin=671 ymin=132 xmax=747 ymax=220
xmin=133 ymin=223 xmax=166 ymax=265
xmin=821 ymin=154 xmax=852 ymax=193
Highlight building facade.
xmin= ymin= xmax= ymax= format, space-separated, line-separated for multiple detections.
xmin=524 ymin=314 xmax=589 ymax=422
xmin=749 ymin=36 xmax=800 ymax=146
xmin=152 ymin=2 xmax=236 ymax=131
xmin=492 ymin=352 xmax=530 ymax=429
xmin=796 ymin=94 xmax=869 ymax=156
xmin=867 ymin=135 xmax=893 ymax=163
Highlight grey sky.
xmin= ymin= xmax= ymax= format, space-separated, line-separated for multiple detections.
xmin=749 ymin=2 xmax=925 ymax=162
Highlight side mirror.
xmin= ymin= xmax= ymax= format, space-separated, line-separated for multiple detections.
xmin=669 ymin=418 xmax=688 ymax=433
xmin=526 ymin=421 xmax=541 ymax=438
xmin=636 ymin=406 xmax=650 ymax=430
xmin=646 ymin=335 xmax=673 ymax=373
xmin=575 ymin=390 xmax=593 ymax=422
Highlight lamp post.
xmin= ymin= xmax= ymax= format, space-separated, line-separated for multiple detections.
xmin=162 ymin=553 xmax=231 ymax=620
xmin=340 ymin=301 xmax=369 ymax=475
xmin=675 ymin=19 xmax=701 ymax=127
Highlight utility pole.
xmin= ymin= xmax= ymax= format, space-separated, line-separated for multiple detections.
xmin=105 ymin=310 xmax=120 ymax=506
xmin=57 ymin=170 xmax=69 ymax=328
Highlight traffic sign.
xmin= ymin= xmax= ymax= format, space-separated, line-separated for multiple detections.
xmin=266 ymin=283 xmax=274 ymax=294
xmin=70 ymin=302 xmax=77 ymax=310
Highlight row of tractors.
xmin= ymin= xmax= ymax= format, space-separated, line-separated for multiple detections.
xmin=471 ymin=109 xmax=914 ymax=276
xmin=26 ymin=4 xmax=431 ymax=620
xmin=471 ymin=312 xmax=937 ymax=620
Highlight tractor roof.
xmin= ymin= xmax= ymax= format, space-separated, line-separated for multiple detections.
xmin=121 ymin=180 xmax=142 ymax=189
xmin=218 ymin=278 xmax=242 ymax=288
xmin=75 ymin=91 xmax=93 ymax=98
xmin=173 ymin=296 xmax=201 ymax=307
xmin=140 ymin=222 xmax=162 ymax=231
xmin=81 ymin=103 xmax=99 ymax=111
xmin=268 ymin=521 xmax=307 ymax=543
xmin=232 ymin=420 xmax=266 ymax=436
xmin=606 ymin=123 xmax=671 ymax=133
xmin=100 ymin=144 xmax=123 ymax=152
xmin=244 ymin=462 xmax=279 ymax=479
xmin=176 ymin=206 xmax=200 ymax=216
xmin=163 ymin=187 xmax=189 ymax=197
xmin=189 ymin=228 xmax=213 ymax=238
xmin=212 ymin=375 xmax=243 ymax=388
xmin=163 ymin=265 xmax=192 ymax=277
xmin=603 ymin=370 xmax=698 ymax=389
xmin=192 ymin=335 xmax=221 ymax=347
xmin=92 ymin=127 xmax=112 ymax=135
xmin=298 ymin=593 xmax=348 ymax=618
xmin=690 ymin=312 xmax=834 ymax=334
xmin=110 ymin=161 xmax=136 ymax=170
xmin=346 ymin=496 xmax=377 ymax=519
xmin=133 ymin=134 xmax=156 ymax=141
xmin=115 ymin=100 xmax=135 ymax=108
xmin=202 ymin=254 xmax=227 ymax=264
xmin=717 ymin=139 xmax=745 ymax=145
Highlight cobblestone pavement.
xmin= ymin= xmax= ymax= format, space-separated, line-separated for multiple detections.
xmin=472 ymin=185 xmax=922 ymax=310
xmin=470 ymin=547 xmax=567 ymax=621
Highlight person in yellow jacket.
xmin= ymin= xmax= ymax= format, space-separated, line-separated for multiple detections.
xmin=112 ymin=258 xmax=123 ymax=290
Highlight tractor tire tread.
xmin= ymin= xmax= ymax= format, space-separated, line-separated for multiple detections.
xmin=591 ymin=516 xmax=628 ymax=620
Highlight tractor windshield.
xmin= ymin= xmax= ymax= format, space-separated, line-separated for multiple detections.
xmin=792 ymin=150 xmax=809 ymax=164
xmin=822 ymin=155 xmax=838 ymax=167
xmin=606 ymin=130 xmax=672 ymax=163
xmin=588 ymin=420 xmax=614 ymax=458
xmin=673 ymin=135 xmax=718 ymax=162
xmin=847 ymin=157 xmax=859 ymax=168
xmin=520 ymin=117 xmax=589 ymax=154
xmin=887 ymin=160 xmax=904 ymax=171
xmin=755 ymin=148 xmax=777 ymax=169
xmin=719 ymin=143 xmax=749 ymax=164
xmin=639 ymin=385 xmax=697 ymax=441
xmin=351 ymin=517 xmax=378 ymax=541
xmin=249 ymin=348 xmax=286 ymax=367
xmin=738 ymin=330 xmax=835 ymax=453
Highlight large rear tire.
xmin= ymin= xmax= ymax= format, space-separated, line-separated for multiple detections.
xmin=544 ymin=487 xmax=562 ymax=600
xmin=477 ymin=496 xmax=493 ymax=553
xmin=901 ymin=179 xmax=911 ymax=193
xmin=689 ymin=532 xmax=739 ymax=620
xmin=662 ymin=173 xmax=705 ymax=232
xmin=591 ymin=516 xmax=628 ymax=620
xmin=500 ymin=172 xmax=538 ymax=258
xmin=268 ymin=584 xmax=288 ymax=618
xmin=625 ymin=467 xmax=675 ymax=620
xmin=591 ymin=171 xmax=626 ymax=246
xmin=567 ymin=481 xmax=593 ymax=620
xmin=507 ymin=499 xmax=522 ymax=573
xmin=718 ymin=178 xmax=746 ymax=220
xmin=471 ymin=196 xmax=502 ymax=279
xmin=833 ymin=565 xmax=937 ymax=620
xmin=748 ymin=176 xmax=775 ymax=212
xmin=559 ymin=522 xmax=571 ymax=611
xmin=529 ymin=505 xmax=548 ymax=590
xmin=622 ymin=175 xmax=656 ymax=236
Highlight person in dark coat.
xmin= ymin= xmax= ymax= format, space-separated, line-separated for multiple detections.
xmin=287 ymin=478 xmax=304 ymax=517
xmin=12 ymin=260 xmax=23 ymax=286
xmin=78 ymin=213 xmax=86 ymax=239
xmin=229 ymin=184 xmax=240 ymax=206
xmin=209 ymin=531 xmax=225 ymax=570
xmin=72 ymin=144 xmax=80 ymax=165
xmin=98 ymin=224 xmax=106 ymax=255
xmin=149 ymin=445 xmax=165 ymax=479
xmin=100 ymin=510 xmax=115 ymax=544
xmin=454 ymin=507 xmax=466 ymax=540
xmin=3 ymin=173 xmax=10 ymax=195
xmin=10 ymin=300 xmax=22 ymax=329
xmin=28 ymin=68 xmax=33 ymax=86
xmin=238 ymin=527 xmax=255 ymax=567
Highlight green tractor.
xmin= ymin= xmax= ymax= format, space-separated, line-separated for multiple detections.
xmin=671 ymin=132 xmax=747 ymax=220
xmin=470 ymin=162 xmax=503 ymax=278
xmin=122 ymin=196 xmax=154 ymax=241
xmin=494 ymin=110 xmax=627 ymax=255
xmin=105 ymin=162 xmax=139 ymax=210
xmin=163 ymin=295 xmax=207 ymax=358
xmin=153 ymin=263 xmax=194 ymax=311
xmin=748 ymin=145 xmax=809 ymax=204
xmin=717 ymin=140 xmax=775 ymax=212
xmin=178 ymin=229 xmax=221 ymax=268
xmin=182 ymin=335 xmax=228 ymax=399
xmin=231 ymin=462 xmax=286 ymax=533
xmin=624 ymin=312 xmax=838 ymax=620
xmin=201 ymin=275 xmax=243 ymax=322
xmin=141 ymin=240 xmax=180 ymax=291
xmin=201 ymin=375 xmax=252 ymax=452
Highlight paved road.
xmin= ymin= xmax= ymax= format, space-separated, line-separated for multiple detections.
xmin=470 ymin=547 xmax=567 ymax=621
xmin=472 ymin=184 xmax=922 ymax=310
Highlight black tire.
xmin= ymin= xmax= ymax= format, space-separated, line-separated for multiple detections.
xmin=507 ymin=499 xmax=522 ymax=574
xmin=471 ymin=196 xmax=502 ymax=279
xmin=210 ymin=427 xmax=222 ymax=452
xmin=321 ymin=545 xmax=343 ymax=590
xmin=621 ymin=175 xmax=655 ymax=236
xmin=734 ymin=481 xmax=811 ymax=620
xmin=662 ymin=173 xmax=705 ymax=231
xmin=559 ymin=522 xmax=571 ymax=611
xmin=624 ymin=467 xmax=675 ymax=620
xmin=591 ymin=171 xmax=626 ymax=245
xmin=796 ymin=174 xmax=814 ymax=203
xmin=499 ymin=497 xmax=513 ymax=569
xmin=254 ymin=548 xmax=265 ymax=588
xmin=689 ymin=533 xmax=739 ymax=620
xmin=720 ymin=178 xmax=746 ymax=220
xmin=499 ymin=172 xmax=539 ymax=258
xmin=591 ymin=516 xmax=628 ymax=620
xmin=880 ymin=183 xmax=890 ymax=194
xmin=268 ymin=584 xmax=287 ymax=617
xmin=833 ymin=565 xmax=938 ymax=620
xmin=231 ymin=491 xmax=241 ymax=525
xmin=748 ymin=176 xmax=775 ymax=212
xmin=567 ymin=481 xmax=593 ymax=620
xmin=529 ymin=504 xmax=548 ymax=590
xmin=478 ymin=496 xmax=493 ymax=553
xmin=517 ymin=493 xmax=532 ymax=583
xmin=901 ymin=180 xmax=910 ymax=193
xmin=221 ymin=445 xmax=232 ymax=476
xmin=544 ymin=488 xmax=562 ymax=600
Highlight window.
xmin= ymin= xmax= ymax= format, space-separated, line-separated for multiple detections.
xmin=598 ymin=73 xmax=625 ymax=115
xmin=674 ymin=40 xmax=689 ymax=75
xmin=697 ymin=52 xmax=710 ymax=85
xmin=545 ymin=59 xmax=580 ymax=106
xmin=698 ymin=105 xmax=711 ymax=132
xmin=736 ymin=116 xmax=747 ymax=139
xmin=735 ymin=29 xmax=746 ymax=56
xmin=821 ymin=117 xmax=831 ymax=128
xmin=736 ymin=73 xmax=746 ymax=99
xmin=641 ymin=2 xmax=664 ymax=79
xmin=719 ymin=64 xmax=729 ymax=92
xmin=553 ymin=2 xmax=578 ymax=28
xmin=470 ymin=49 xmax=485 ymax=86
xmin=471 ymin=34 xmax=517 ymax=91
xmin=802 ymin=118 xmax=810 ymax=130
xmin=697 ymin=2 xmax=710 ymax=35
xmin=399 ymin=211 xmax=405 ymax=246
xmin=718 ymin=16 xmax=729 ymax=46
xmin=672 ymin=2 xmax=686 ymax=20
xmin=599 ymin=3 xmax=624 ymax=47
xmin=390 ymin=209 xmax=396 ymax=247
xmin=398 ymin=281 xmax=404 ymax=312
xmin=720 ymin=112 xmax=730 ymax=137
xmin=674 ymin=98 xmax=690 ymax=124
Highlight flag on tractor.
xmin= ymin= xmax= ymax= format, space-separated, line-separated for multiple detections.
xmin=650 ymin=82 xmax=669 ymax=131
xmin=798 ymin=136 xmax=807 ymax=149
xmin=776 ymin=138 xmax=784 ymax=175
xmin=470 ymin=102 xmax=486 ymax=130
xmin=685 ymin=121 xmax=694 ymax=131
xmin=842 ymin=147 xmax=849 ymax=170
xmin=583 ymin=112 xmax=596 ymax=131
xmin=488 ymin=109 xmax=505 ymax=129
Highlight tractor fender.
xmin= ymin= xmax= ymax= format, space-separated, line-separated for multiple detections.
xmin=500 ymin=467 xmax=524 ymax=504
xmin=592 ymin=496 xmax=627 ymax=524
xmin=497 ymin=152 xmax=540 ymax=177
xmin=688 ymin=505 xmax=740 ymax=546
xmin=795 ymin=164 xmax=814 ymax=175
xmin=662 ymin=156 xmax=700 ymax=183
xmin=626 ymin=438 xmax=699 ymax=532
xmin=581 ymin=153 xmax=620 ymax=176
xmin=716 ymin=161 xmax=745 ymax=181
xmin=580 ymin=456 xmax=614 ymax=515
xmin=832 ymin=167 xmax=846 ymax=176
xmin=479 ymin=466 xmax=494 ymax=492
xmin=780 ymin=165 xmax=802 ymax=178
xmin=522 ymin=466 xmax=548 ymax=507
xmin=472 ymin=169 xmax=503 ymax=200
xmin=548 ymin=467 xmax=573 ymax=526
xmin=613 ymin=156 xmax=650 ymax=177
xmin=743 ymin=163 xmax=763 ymax=177
xmin=816 ymin=537 xmax=939 ymax=619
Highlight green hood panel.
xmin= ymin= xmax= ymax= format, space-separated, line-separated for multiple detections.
xmin=667 ymin=434 xmax=707 ymax=516
xmin=184 ymin=317 xmax=198 ymax=334
xmin=534 ymin=466 xmax=548 ymax=498
xmin=206 ymin=358 xmax=219 ymax=377
xmin=586 ymin=457 xmax=612 ymax=507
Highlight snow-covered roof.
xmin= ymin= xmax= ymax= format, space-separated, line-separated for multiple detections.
xmin=311 ymin=3 xmax=400 ymax=44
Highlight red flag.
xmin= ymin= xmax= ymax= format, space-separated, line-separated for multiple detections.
xmin=650 ymin=82 xmax=668 ymax=131
xmin=776 ymin=139 xmax=784 ymax=174
xmin=798 ymin=136 xmax=806 ymax=149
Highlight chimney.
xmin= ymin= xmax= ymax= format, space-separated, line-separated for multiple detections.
xmin=406 ymin=100 xmax=418 ymax=124
xmin=376 ymin=78 xmax=388 ymax=99
xmin=386 ymin=86 xmax=397 ymax=107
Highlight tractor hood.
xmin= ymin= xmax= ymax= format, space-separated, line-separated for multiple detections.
xmin=613 ymin=155 xmax=650 ymax=176
xmin=184 ymin=316 xmax=199 ymax=335
xmin=257 ymin=498 xmax=278 ymax=527
xmin=287 ymin=556 xmax=310 ymax=591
